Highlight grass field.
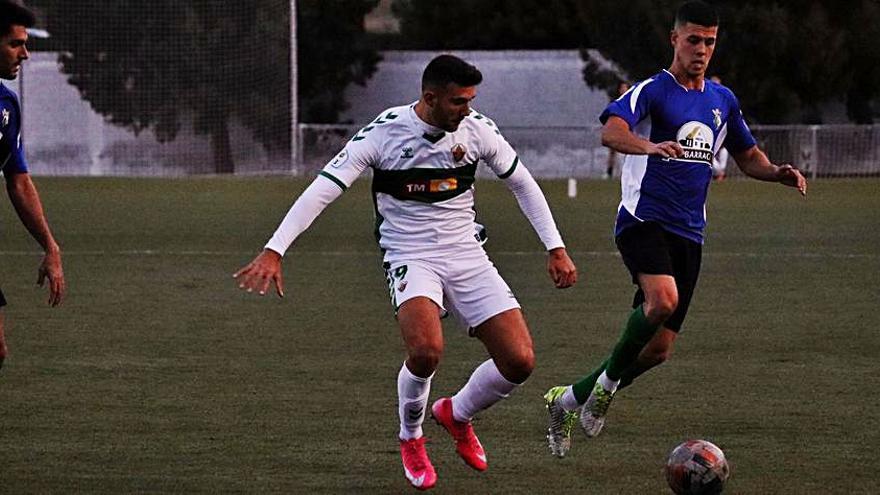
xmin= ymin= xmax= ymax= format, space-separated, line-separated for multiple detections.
xmin=1 ymin=176 xmax=877 ymax=494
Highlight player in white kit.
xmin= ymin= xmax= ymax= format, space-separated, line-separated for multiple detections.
xmin=235 ymin=54 xmax=578 ymax=490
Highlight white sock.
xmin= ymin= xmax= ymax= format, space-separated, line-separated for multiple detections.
xmin=559 ymin=386 xmax=580 ymax=412
xmin=598 ymin=371 xmax=620 ymax=394
xmin=451 ymin=359 xmax=519 ymax=422
xmin=398 ymin=362 xmax=432 ymax=440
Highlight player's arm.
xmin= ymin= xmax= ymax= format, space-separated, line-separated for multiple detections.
xmin=233 ymin=177 xmax=346 ymax=297
xmin=732 ymin=145 xmax=807 ymax=196
xmin=501 ymin=162 xmax=577 ymax=289
xmin=4 ymin=172 xmax=65 ymax=306
xmin=234 ymin=142 xmax=374 ymax=297
xmin=601 ymin=116 xmax=683 ymax=158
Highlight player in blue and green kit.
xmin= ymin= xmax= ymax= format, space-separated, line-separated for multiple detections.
xmin=543 ymin=0 xmax=807 ymax=457
xmin=0 ymin=1 xmax=66 ymax=372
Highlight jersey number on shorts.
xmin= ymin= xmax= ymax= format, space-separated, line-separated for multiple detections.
xmin=385 ymin=265 xmax=408 ymax=310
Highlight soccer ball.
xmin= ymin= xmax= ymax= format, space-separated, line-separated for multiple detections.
xmin=665 ymin=439 xmax=729 ymax=495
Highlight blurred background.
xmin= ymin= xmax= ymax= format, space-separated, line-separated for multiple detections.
xmin=15 ymin=0 xmax=880 ymax=178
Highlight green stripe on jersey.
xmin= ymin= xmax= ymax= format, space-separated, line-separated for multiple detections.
xmin=498 ymin=156 xmax=519 ymax=179
xmin=319 ymin=171 xmax=348 ymax=191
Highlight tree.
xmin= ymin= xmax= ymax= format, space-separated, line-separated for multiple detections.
xmin=32 ymin=0 xmax=380 ymax=173
xmin=578 ymin=0 xmax=880 ymax=124
xmin=391 ymin=0 xmax=587 ymax=50
xmin=390 ymin=0 xmax=880 ymax=124
xmin=298 ymin=0 xmax=382 ymax=123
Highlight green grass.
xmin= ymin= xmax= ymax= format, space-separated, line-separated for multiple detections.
xmin=1 ymin=176 xmax=877 ymax=493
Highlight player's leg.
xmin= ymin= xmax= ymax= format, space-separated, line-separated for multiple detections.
xmin=394 ymin=276 xmax=447 ymax=385
xmin=579 ymin=230 xmax=700 ymax=437
xmin=431 ymin=309 xmax=530 ymax=472
xmin=431 ymin=253 xmax=523 ymax=472
xmin=618 ymin=234 xmax=701 ymax=390
xmin=601 ymin=272 xmax=678 ymax=380
xmin=461 ymin=307 xmax=535 ymax=414
xmin=549 ymin=278 xmax=676 ymax=422
xmin=545 ymin=222 xmax=677 ymax=447
xmin=617 ymin=327 xmax=678 ymax=390
xmin=575 ymin=273 xmax=677 ymax=437
xmin=398 ymin=296 xmax=444 ymax=436
xmin=397 ymin=297 xmax=444 ymax=490
xmin=387 ymin=261 xmax=445 ymax=490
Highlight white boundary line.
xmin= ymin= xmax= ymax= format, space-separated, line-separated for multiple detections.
xmin=0 ymin=250 xmax=876 ymax=259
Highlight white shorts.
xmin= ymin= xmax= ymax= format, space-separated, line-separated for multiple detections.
xmin=383 ymin=249 xmax=520 ymax=331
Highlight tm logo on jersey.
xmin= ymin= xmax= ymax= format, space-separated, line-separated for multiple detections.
xmin=676 ymin=121 xmax=714 ymax=165
xmin=404 ymin=178 xmax=458 ymax=193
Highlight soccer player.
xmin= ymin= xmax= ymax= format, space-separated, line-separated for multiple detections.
xmin=543 ymin=1 xmax=806 ymax=458
xmin=605 ymin=81 xmax=631 ymax=179
xmin=0 ymin=0 xmax=66 ymax=372
xmin=235 ymin=54 xmax=577 ymax=490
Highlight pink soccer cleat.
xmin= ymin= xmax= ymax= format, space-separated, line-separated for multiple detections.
xmin=399 ymin=437 xmax=437 ymax=490
xmin=431 ymin=397 xmax=488 ymax=471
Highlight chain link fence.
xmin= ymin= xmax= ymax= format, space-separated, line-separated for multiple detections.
xmin=300 ymin=123 xmax=880 ymax=179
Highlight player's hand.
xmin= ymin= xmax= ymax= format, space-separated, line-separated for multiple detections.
xmin=37 ymin=249 xmax=65 ymax=307
xmin=776 ymin=164 xmax=807 ymax=197
xmin=233 ymin=249 xmax=285 ymax=297
xmin=648 ymin=141 xmax=684 ymax=159
xmin=547 ymin=247 xmax=577 ymax=289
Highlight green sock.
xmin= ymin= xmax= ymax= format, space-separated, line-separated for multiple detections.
xmin=571 ymin=358 xmax=608 ymax=404
xmin=571 ymin=306 xmax=659 ymax=404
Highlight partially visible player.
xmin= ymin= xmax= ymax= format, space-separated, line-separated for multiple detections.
xmin=543 ymin=0 xmax=806 ymax=458
xmin=235 ymin=54 xmax=577 ymax=490
xmin=605 ymin=81 xmax=631 ymax=179
xmin=0 ymin=0 xmax=66 ymax=373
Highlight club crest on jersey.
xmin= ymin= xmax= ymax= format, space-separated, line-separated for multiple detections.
xmin=712 ymin=108 xmax=722 ymax=130
xmin=675 ymin=121 xmax=714 ymax=165
xmin=1 ymin=108 xmax=9 ymax=128
xmin=397 ymin=280 xmax=408 ymax=293
xmin=400 ymin=147 xmax=414 ymax=159
xmin=451 ymin=143 xmax=467 ymax=162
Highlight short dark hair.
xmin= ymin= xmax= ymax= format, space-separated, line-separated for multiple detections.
xmin=422 ymin=54 xmax=483 ymax=90
xmin=0 ymin=1 xmax=37 ymax=37
xmin=674 ymin=1 xmax=719 ymax=28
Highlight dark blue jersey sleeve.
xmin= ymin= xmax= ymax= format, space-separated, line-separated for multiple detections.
xmin=722 ymin=92 xmax=757 ymax=153
xmin=0 ymin=89 xmax=29 ymax=175
xmin=599 ymin=77 xmax=657 ymax=129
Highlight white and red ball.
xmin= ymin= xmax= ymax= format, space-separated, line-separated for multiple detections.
xmin=665 ymin=439 xmax=729 ymax=494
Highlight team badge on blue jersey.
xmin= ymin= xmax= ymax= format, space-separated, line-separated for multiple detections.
xmin=712 ymin=108 xmax=722 ymax=130
xmin=676 ymin=121 xmax=714 ymax=165
xmin=1 ymin=108 xmax=9 ymax=128
xmin=451 ymin=143 xmax=466 ymax=162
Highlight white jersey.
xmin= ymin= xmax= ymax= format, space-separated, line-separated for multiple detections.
xmin=319 ymin=103 xmax=523 ymax=262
